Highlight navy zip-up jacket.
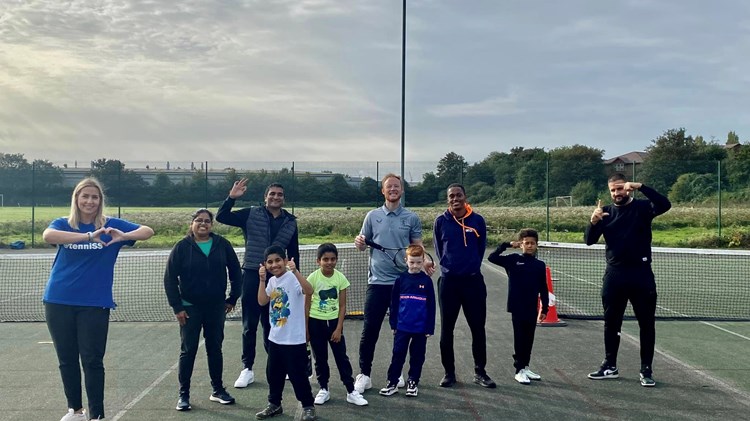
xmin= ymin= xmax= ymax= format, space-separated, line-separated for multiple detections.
xmin=164 ymin=233 xmax=242 ymax=314
xmin=487 ymin=243 xmax=549 ymax=318
xmin=389 ymin=271 xmax=436 ymax=335
xmin=433 ymin=209 xmax=487 ymax=276
xmin=584 ymin=185 xmax=671 ymax=267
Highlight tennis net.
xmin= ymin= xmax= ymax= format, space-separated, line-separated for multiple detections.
xmin=538 ymin=242 xmax=750 ymax=321
xmin=0 ymin=244 xmax=369 ymax=322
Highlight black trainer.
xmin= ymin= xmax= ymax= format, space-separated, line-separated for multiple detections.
xmin=473 ymin=373 xmax=497 ymax=388
xmin=640 ymin=373 xmax=656 ymax=387
xmin=209 ymin=389 xmax=236 ymax=405
xmin=175 ymin=395 xmax=191 ymax=411
xmin=256 ymin=403 xmax=283 ymax=420
xmin=379 ymin=381 xmax=399 ymax=396
xmin=301 ymin=406 xmax=317 ymax=421
xmin=588 ymin=365 xmax=619 ymax=380
xmin=439 ymin=373 xmax=457 ymax=388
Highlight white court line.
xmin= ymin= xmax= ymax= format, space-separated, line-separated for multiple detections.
xmin=482 ymin=261 xmax=750 ymax=405
xmin=110 ymin=339 xmax=205 ymax=421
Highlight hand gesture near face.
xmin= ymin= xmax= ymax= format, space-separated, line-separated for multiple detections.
xmin=622 ymin=181 xmax=642 ymax=193
xmin=590 ymin=200 xmax=610 ymax=225
xmin=510 ymin=241 xmax=521 ymax=248
xmin=229 ymin=178 xmax=248 ymax=199
xmin=258 ymin=263 xmax=267 ymax=283
xmin=286 ymin=257 xmax=297 ymax=273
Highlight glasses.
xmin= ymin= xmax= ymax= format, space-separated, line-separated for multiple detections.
xmin=193 ymin=218 xmax=212 ymax=224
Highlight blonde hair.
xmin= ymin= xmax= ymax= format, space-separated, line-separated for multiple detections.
xmin=68 ymin=178 xmax=107 ymax=230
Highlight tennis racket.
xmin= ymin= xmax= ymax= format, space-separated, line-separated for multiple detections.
xmin=365 ymin=238 xmax=435 ymax=272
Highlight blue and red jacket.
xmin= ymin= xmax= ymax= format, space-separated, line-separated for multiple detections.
xmin=389 ymin=271 xmax=436 ymax=335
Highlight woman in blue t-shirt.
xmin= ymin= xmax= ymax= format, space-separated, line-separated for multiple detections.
xmin=43 ymin=178 xmax=154 ymax=421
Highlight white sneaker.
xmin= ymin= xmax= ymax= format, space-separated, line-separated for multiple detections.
xmin=60 ymin=409 xmax=87 ymax=421
xmin=397 ymin=374 xmax=405 ymax=388
xmin=354 ymin=373 xmax=372 ymax=393
xmin=314 ymin=388 xmax=330 ymax=405
xmin=234 ymin=368 xmax=254 ymax=388
xmin=523 ymin=367 xmax=541 ymax=381
xmin=514 ymin=371 xmax=531 ymax=385
xmin=346 ymin=390 xmax=368 ymax=406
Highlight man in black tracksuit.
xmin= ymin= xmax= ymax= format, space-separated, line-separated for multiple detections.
xmin=584 ymin=173 xmax=671 ymax=387
xmin=487 ymin=228 xmax=548 ymax=385
xmin=216 ymin=179 xmax=300 ymax=388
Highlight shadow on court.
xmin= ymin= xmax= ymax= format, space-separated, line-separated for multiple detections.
xmin=1 ymin=261 xmax=749 ymax=421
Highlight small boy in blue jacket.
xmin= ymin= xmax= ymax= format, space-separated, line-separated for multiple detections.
xmin=487 ymin=228 xmax=549 ymax=385
xmin=379 ymin=245 xmax=436 ymax=397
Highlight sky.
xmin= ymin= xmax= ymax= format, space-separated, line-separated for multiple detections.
xmin=1 ymin=0 xmax=750 ymax=171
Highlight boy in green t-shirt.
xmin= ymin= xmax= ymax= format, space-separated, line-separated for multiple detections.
xmin=306 ymin=243 xmax=368 ymax=407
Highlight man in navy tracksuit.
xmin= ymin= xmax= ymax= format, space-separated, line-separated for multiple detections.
xmin=379 ymin=245 xmax=436 ymax=398
xmin=584 ymin=173 xmax=671 ymax=387
xmin=487 ymin=228 xmax=549 ymax=385
xmin=433 ymin=184 xmax=495 ymax=388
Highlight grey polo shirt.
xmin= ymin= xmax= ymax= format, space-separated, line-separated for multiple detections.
xmin=359 ymin=204 xmax=422 ymax=285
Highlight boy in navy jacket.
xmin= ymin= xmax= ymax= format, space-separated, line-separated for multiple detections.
xmin=379 ymin=245 xmax=436 ymax=397
xmin=487 ymin=228 xmax=549 ymax=385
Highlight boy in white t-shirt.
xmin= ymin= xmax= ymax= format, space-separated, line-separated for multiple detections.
xmin=256 ymin=246 xmax=317 ymax=421
xmin=306 ymin=243 xmax=368 ymax=407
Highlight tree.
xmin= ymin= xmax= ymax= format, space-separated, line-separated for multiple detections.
xmin=0 ymin=153 xmax=32 ymax=205
xmin=638 ymin=128 xmax=727 ymax=193
xmin=570 ymin=180 xmax=598 ymax=206
xmin=436 ymin=152 xmax=467 ymax=185
xmin=548 ymin=145 xmax=605 ymax=197
xmin=89 ymin=159 xmax=148 ymax=205
xmin=668 ymin=173 xmax=715 ymax=203
xmin=31 ymin=159 xmax=65 ymax=205
xmin=727 ymin=131 xmax=740 ymax=145
xmin=359 ymin=177 xmax=380 ymax=205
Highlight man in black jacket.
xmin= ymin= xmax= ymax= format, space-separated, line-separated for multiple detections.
xmin=216 ymin=179 xmax=300 ymax=388
xmin=584 ymin=173 xmax=671 ymax=387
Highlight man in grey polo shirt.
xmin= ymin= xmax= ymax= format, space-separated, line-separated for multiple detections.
xmin=352 ymin=173 xmax=433 ymax=394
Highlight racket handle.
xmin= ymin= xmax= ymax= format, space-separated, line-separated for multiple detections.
xmin=364 ymin=238 xmax=383 ymax=251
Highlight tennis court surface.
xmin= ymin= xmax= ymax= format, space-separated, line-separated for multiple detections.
xmin=2 ymin=256 xmax=749 ymax=420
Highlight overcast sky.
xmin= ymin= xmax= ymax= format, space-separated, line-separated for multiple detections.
xmin=1 ymin=0 xmax=749 ymax=170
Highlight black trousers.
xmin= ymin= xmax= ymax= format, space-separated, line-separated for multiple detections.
xmin=511 ymin=313 xmax=537 ymax=372
xmin=387 ymin=331 xmax=428 ymax=384
xmin=438 ymin=273 xmax=487 ymax=376
xmin=601 ymin=264 xmax=658 ymax=374
xmin=358 ymin=284 xmax=393 ymax=376
xmin=45 ymin=303 xmax=110 ymax=420
xmin=241 ymin=268 xmax=271 ymax=370
xmin=178 ymin=302 xmax=227 ymax=395
xmin=266 ymin=342 xmax=314 ymax=408
xmin=308 ymin=318 xmax=355 ymax=392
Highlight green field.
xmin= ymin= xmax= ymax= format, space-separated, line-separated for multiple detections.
xmin=2 ymin=205 xmax=749 ymax=249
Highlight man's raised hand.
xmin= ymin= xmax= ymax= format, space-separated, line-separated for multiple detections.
xmin=229 ymin=178 xmax=248 ymax=199
xmin=590 ymin=199 xmax=610 ymax=224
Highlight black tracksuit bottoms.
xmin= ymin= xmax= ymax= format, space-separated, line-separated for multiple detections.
xmin=308 ymin=318 xmax=355 ymax=392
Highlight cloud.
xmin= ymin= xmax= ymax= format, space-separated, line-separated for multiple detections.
xmin=428 ymin=95 xmax=523 ymax=118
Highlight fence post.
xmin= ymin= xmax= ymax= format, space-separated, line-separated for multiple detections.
xmin=291 ymin=161 xmax=295 ymax=214
xmin=545 ymin=154 xmax=550 ymax=242
xmin=718 ymin=160 xmax=722 ymax=239
xmin=205 ymin=161 xmax=209 ymax=209
xmin=31 ymin=162 xmax=36 ymax=248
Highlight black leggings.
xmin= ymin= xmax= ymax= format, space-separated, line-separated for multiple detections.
xmin=45 ymin=303 xmax=110 ymax=419
xmin=178 ymin=303 xmax=227 ymax=395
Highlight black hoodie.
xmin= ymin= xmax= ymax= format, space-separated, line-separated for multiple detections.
xmin=164 ymin=232 xmax=242 ymax=314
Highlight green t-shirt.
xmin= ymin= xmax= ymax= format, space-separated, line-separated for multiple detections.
xmin=308 ymin=268 xmax=350 ymax=321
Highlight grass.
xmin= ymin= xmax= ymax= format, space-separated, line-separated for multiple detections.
xmin=1 ymin=205 xmax=749 ymax=249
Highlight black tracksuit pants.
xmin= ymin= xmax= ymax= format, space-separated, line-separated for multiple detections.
xmin=358 ymin=284 xmax=393 ymax=376
xmin=387 ymin=331 xmax=428 ymax=384
xmin=178 ymin=302 xmax=227 ymax=395
xmin=308 ymin=318 xmax=355 ymax=392
xmin=438 ymin=273 xmax=487 ymax=376
xmin=241 ymin=268 xmax=271 ymax=370
xmin=266 ymin=342 xmax=315 ymax=408
xmin=601 ymin=264 xmax=658 ymax=375
xmin=511 ymin=313 xmax=537 ymax=372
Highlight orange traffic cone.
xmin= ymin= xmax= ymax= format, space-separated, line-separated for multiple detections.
xmin=538 ymin=266 xmax=566 ymax=326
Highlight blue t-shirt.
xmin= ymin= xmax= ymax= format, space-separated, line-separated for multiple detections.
xmin=43 ymin=217 xmax=140 ymax=308
xmin=360 ymin=205 xmax=422 ymax=285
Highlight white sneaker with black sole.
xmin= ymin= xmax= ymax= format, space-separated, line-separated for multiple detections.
xmin=346 ymin=390 xmax=368 ymax=406
xmin=514 ymin=371 xmax=531 ymax=384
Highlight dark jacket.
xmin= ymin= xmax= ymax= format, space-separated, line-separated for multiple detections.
xmin=584 ymin=185 xmax=671 ymax=267
xmin=433 ymin=209 xmax=487 ymax=277
xmin=487 ymin=243 xmax=549 ymax=318
xmin=164 ymin=232 xmax=242 ymax=314
xmin=216 ymin=197 xmax=299 ymax=270
xmin=389 ymin=271 xmax=436 ymax=335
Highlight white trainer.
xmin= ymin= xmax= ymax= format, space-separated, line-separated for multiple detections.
xmin=354 ymin=373 xmax=372 ymax=393
xmin=397 ymin=374 xmax=405 ymax=388
xmin=514 ymin=371 xmax=531 ymax=385
xmin=346 ymin=390 xmax=369 ymax=406
xmin=60 ymin=409 xmax=87 ymax=421
xmin=523 ymin=367 xmax=541 ymax=381
xmin=234 ymin=368 xmax=254 ymax=388
xmin=314 ymin=388 xmax=330 ymax=405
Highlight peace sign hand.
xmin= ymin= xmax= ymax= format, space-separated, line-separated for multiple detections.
xmin=590 ymin=200 xmax=610 ymax=225
xmin=229 ymin=178 xmax=248 ymax=199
